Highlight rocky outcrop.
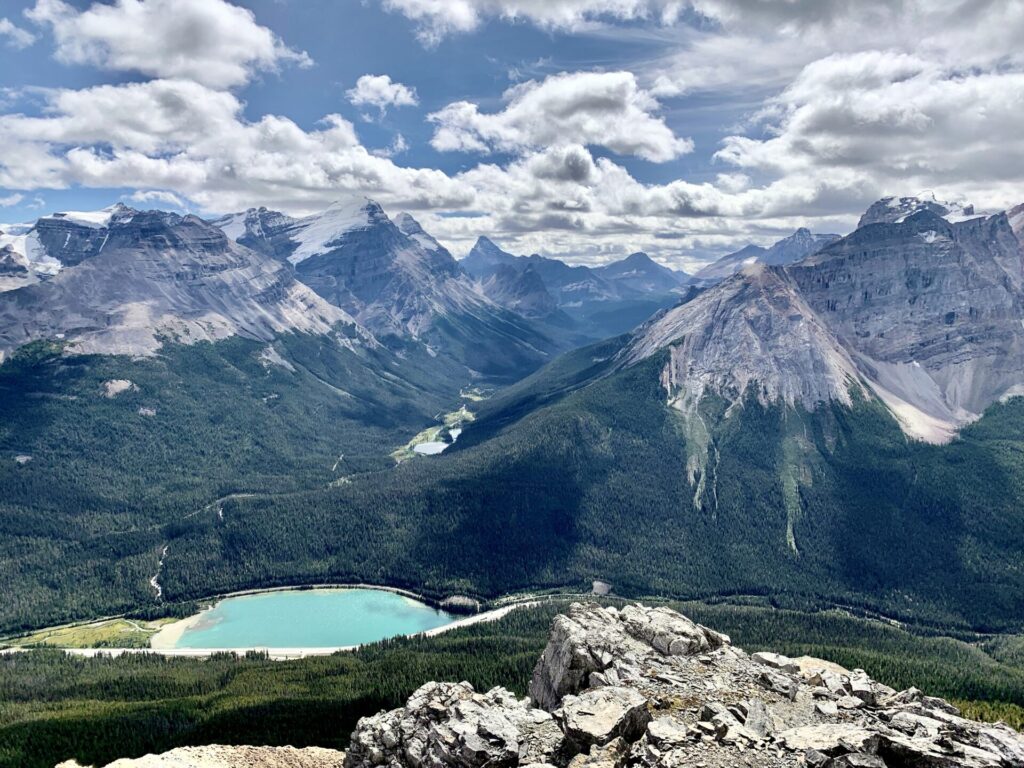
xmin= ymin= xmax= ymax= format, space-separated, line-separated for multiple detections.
xmin=345 ymin=681 xmax=565 ymax=768
xmin=622 ymin=263 xmax=864 ymax=425
xmin=61 ymin=603 xmax=1024 ymax=768
xmin=346 ymin=603 xmax=1024 ymax=768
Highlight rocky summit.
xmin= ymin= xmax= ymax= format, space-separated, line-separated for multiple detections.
xmin=347 ymin=603 xmax=1024 ymax=768
xmin=80 ymin=603 xmax=1024 ymax=767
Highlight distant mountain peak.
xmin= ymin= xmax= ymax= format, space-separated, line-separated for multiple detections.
xmin=693 ymin=228 xmax=837 ymax=282
xmin=394 ymin=212 xmax=447 ymax=256
xmin=42 ymin=202 xmax=136 ymax=229
xmin=0 ymin=211 xmax=360 ymax=362
xmin=622 ymin=251 xmax=654 ymax=264
xmin=858 ymin=194 xmax=978 ymax=228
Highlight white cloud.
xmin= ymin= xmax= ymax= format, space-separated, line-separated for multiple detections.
xmin=0 ymin=193 xmax=24 ymax=207
xmin=129 ymin=189 xmax=187 ymax=208
xmin=347 ymin=75 xmax=419 ymax=117
xmin=5 ymin=0 xmax=1024 ymax=270
xmin=382 ymin=0 xmax=683 ymax=44
xmin=25 ymin=0 xmax=311 ymax=88
xmin=0 ymin=18 xmax=36 ymax=49
xmin=0 ymin=79 xmax=472 ymax=216
xmin=429 ymin=71 xmax=692 ymax=162
xmin=713 ymin=51 xmax=1024 ymax=211
xmin=372 ymin=133 xmax=410 ymax=158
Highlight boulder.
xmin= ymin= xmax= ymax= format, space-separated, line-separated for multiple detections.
xmin=566 ymin=738 xmax=629 ymax=768
xmin=778 ymin=724 xmax=880 ymax=755
xmin=645 ymin=717 xmax=689 ymax=748
xmin=61 ymin=746 xmax=347 ymax=767
xmin=830 ymin=755 xmax=888 ymax=768
xmin=751 ymin=652 xmax=801 ymax=674
xmin=618 ymin=604 xmax=729 ymax=657
xmin=555 ymin=686 xmax=651 ymax=749
xmin=758 ymin=670 xmax=798 ymax=700
xmin=530 ymin=605 xmax=650 ymax=711
xmin=346 ymin=682 xmax=563 ymax=768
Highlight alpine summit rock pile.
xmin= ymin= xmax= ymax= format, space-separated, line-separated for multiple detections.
xmin=68 ymin=603 xmax=1024 ymax=768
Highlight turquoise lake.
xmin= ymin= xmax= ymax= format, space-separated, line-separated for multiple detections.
xmin=171 ymin=588 xmax=456 ymax=649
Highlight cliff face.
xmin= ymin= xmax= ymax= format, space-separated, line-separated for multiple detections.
xmin=61 ymin=602 xmax=1024 ymax=767
xmin=790 ymin=211 xmax=1024 ymax=423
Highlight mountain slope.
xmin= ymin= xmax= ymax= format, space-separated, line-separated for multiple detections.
xmin=168 ymin=196 xmax=1024 ymax=632
xmin=0 ymin=206 xmax=480 ymax=632
xmin=0 ymin=209 xmax=359 ymax=361
xmin=480 ymin=264 xmax=561 ymax=319
xmin=217 ymin=202 xmax=560 ymax=382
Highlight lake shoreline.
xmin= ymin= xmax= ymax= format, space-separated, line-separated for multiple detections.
xmin=2 ymin=597 xmax=540 ymax=660
xmin=149 ymin=585 xmax=466 ymax=653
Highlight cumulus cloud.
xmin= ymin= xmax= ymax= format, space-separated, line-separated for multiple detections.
xmin=0 ymin=79 xmax=471 ymax=214
xmin=713 ymin=51 xmax=1024 ymax=211
xmin=346 ymin=74 xmax=419 ymax=117
xmin=0 ymin=18 xmax=36 ymax=49
xmin=429 ymin=71 xmax=692 ymax=162
xmin=5 ymin=0 xmax=1024 ymax=270
xmin=382 ymin=0 xmax=684 ymax=44
xmin=0 ymin=193 xmax=24 ymax=207
xmin=25 ymin=0 xmax=312 ymax=88
xmin=129 ymin=189 xmax=187 ymax=208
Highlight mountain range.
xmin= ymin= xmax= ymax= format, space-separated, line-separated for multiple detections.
xmin=2 ymin=193 xmax=1024 ymax=635
xmin=691 ymin=228 xmax=841 ymax=283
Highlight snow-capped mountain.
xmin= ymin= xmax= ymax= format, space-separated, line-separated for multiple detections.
xmin=791 ymin=207 xmax=1024 ymax=442
xmin=0 ymin=208 xmax=360 ymax=362
xmin=857 ymin=194 xmax=979 ymax=227
xmin=216 ymin=200 xmax=559 ymax=381
xmin=0 ymin=204 xmax=140 ymax=292
xmin=693 ymin=229 xmax=840 ymax=283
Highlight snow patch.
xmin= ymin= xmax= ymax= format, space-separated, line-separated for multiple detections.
xmin=0 ymin=230 xmax=62 ymax=276
xmin=288 ymin=199 xmax=375 ymax=265
xmin=218 ymin=211 xmax=248 ymax=242
xmin=45 ymin=204 xmax=126 ymax=229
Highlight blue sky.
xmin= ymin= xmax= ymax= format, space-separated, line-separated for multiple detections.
xmin=1 ymin=1 xmax=1022 ymax=268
